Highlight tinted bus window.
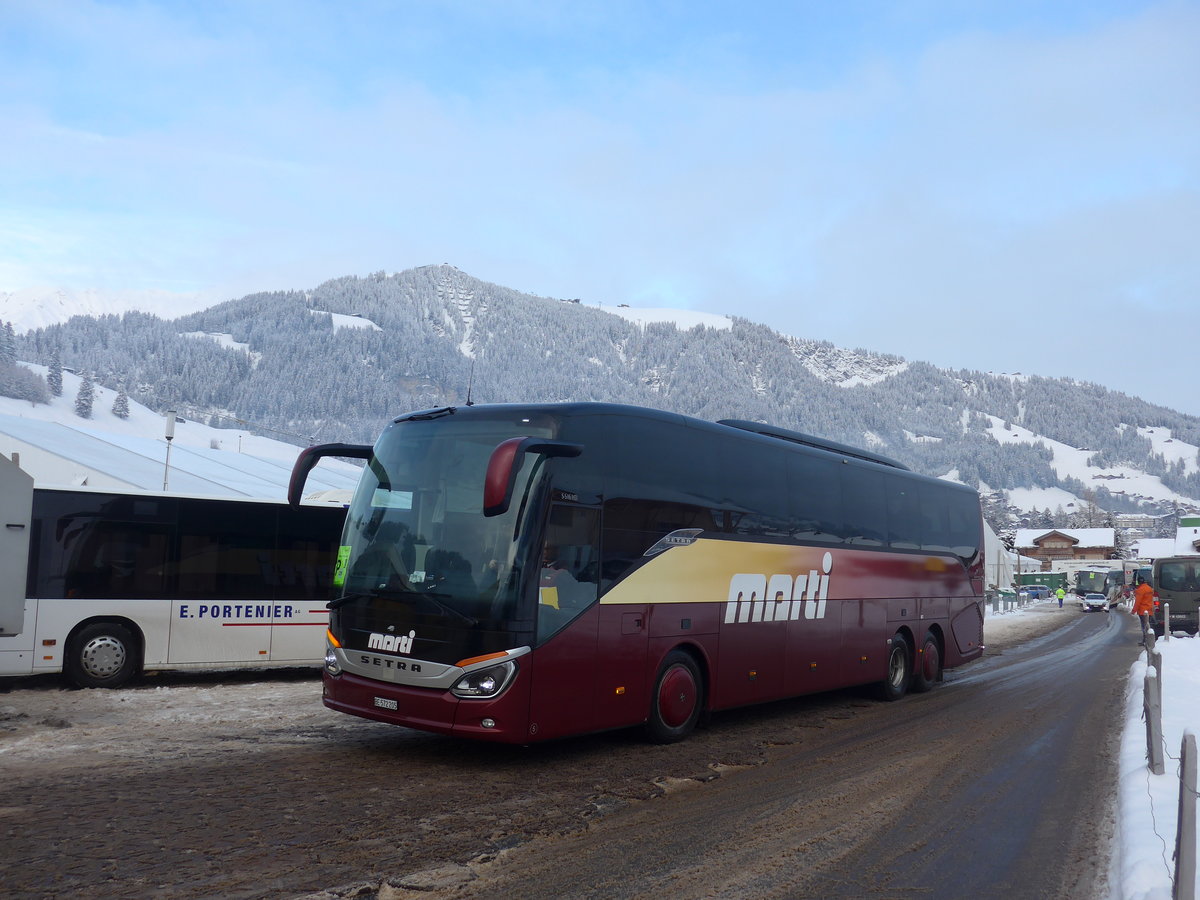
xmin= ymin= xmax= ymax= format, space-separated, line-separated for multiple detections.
xmin=886 ymin=474 xmax=923 ymax=550
xmin=29 ymin=492 xmax=173 ymax=600
xmin=175 ymin=502 xmax=279 ymax=600
xmin=842 ymin=466 xmax=886 ymax=546
xmin=945 ymin=489 xmax=982 ymax=562
xmin=788 ymin=452 xmax=843 ymax=543
xmin=917 ymin=482 xmax=953 ymax=553
xmin=716 ymin=437 xmax=791 ymax=539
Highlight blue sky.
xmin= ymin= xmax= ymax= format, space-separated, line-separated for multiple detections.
xmin=2 ymin=0 xmax=1198 ymax=416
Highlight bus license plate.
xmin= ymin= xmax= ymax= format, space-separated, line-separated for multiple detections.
xmin=373 ymin=697 xmax=398 ymax=710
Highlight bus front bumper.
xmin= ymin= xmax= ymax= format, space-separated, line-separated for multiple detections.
xmin=322 ymin=670 xmax=531 ymax=742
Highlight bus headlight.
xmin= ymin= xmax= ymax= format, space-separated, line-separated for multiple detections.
xmin=451 ymin=660 xmax=517 ymax=699
xmin=324 ymin=649 xmax=342 ymax=676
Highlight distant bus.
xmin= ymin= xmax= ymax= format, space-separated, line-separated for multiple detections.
xmin=290 ymin=402 xmax=986 ymax=744
xmin=0 ymin=477 xmax=345 ymax=688
xmin=1074 ymin=569 xmax=1108 ymax=596
xmin=1150 ymin=556 xmax=1200 ymax=636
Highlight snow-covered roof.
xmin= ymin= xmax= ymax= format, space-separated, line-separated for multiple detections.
xmin=1131 ymin=537 xmax=1186 ymax=560
xmin=1014 ymin=528 xmax=1116 ymax=548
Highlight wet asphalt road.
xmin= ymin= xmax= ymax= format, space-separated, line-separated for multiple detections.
xmin=0 ymin=607 xmax=1134 ymax=899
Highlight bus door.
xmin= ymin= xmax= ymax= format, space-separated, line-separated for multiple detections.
xmin=268 ymin=509 xmax=339 ymax=662
xmin=526 ymin=503 xmax=602 ymax=740
xmin=169 ymin=506 xmax=276 ymax=664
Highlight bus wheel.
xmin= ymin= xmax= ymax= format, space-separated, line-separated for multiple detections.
xmin=878 ymin=633 xmax=911 ymax=701
xmin=66 ymin=623 xmax=138 ymax=689
xmin=646 ymin=651 xmax=702 ymax=743
xmin=910 ymin=631 xmax=940 ymax=694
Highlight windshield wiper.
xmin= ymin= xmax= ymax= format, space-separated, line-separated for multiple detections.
xmin=419 ymin=591 xmax=479 ymax=626
xmin=395 ymin=406 xmax=456 ymax=422
xmin=328 ymin=589 xmax=478 ymax=627
xmin=328 ymin=591 xmax=372 ymax=611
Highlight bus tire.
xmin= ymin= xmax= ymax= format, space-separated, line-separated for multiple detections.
xmin=878 ymin=632 xmax=911 ymax=701
xmin=646 ymin=650 xmax=702 ymax=744
xmin=910 ymin=630 xmax=940 ymax=694
xmin=66 ymin=622 xmax=139 ymax=689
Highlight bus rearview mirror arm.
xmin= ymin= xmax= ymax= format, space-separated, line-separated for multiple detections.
xmin=288 ymin=443 xmax=373 ymax=507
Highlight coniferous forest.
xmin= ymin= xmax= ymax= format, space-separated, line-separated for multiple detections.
xmin=11 ymin=265 xmax=1200 ymax=529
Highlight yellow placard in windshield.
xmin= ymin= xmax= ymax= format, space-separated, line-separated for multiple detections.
xmin=333 ymin=545 xmax=351 ymax=587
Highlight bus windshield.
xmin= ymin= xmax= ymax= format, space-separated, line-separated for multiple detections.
xmin=336 ymin=413 xmax=556 ymax=637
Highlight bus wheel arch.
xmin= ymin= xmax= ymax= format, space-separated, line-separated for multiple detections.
xmin=878 ymin=630 xmax=913 ymax=701
xmin=910 ymin=626 xmax=943 ymax=694
xmin=65 ymin=618 xmax=143 ymax=689
xmin=645 ymin=647 xmax=706 ymax=743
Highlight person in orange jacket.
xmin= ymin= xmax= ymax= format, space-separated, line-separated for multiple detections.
xmin=1132 ymin=580 xmax=1155 ymax=645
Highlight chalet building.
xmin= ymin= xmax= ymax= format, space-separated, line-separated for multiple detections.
xmin=1013 ymin=528 xmax=1118 ymax=570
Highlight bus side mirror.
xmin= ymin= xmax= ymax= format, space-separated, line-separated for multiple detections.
xmin=483 ymin=438 xmax=582 ymax=517
xmin=288 ymin=443 xmax=373 ymax=506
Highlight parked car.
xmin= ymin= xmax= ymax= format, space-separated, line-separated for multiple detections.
xmin=1080 ymin=592 xmax=1108 ymax=612
xmin=1021 ymin=584 xmax=1051 ymax=599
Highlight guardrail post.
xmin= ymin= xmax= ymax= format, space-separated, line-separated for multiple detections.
xmin=1175 ymin=731 xmax=1197 ymax=900
xmin=1165 ymin=602 xmax=1171 ymax=642
xmin=1151 ymin=649 xmax=1163 ymax=709
xmin=991 ymin=595 xmax=999 ymax=615
xmin=1146 ymin=670 xmax=1165 ymax=775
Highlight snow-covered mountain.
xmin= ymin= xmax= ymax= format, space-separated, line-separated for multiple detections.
xmin=1 ymin=286 xmax=214 ymax=332
xmin=5 ymin=265 xmax=1199 ymax=529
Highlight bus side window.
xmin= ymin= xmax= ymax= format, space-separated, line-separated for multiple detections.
xmin=787 ymin=453 xmax=843 ymax=542
xmin=841 ymin=466 xmax=886 ymax=546
xmin=886 ymin=475 xmax=922 ymax=550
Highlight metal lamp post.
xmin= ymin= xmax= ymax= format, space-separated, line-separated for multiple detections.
xmin=162 ymin=410 xmax=176 ymax=491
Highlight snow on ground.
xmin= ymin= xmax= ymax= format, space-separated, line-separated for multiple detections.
xmin=601 ymin=305 xmax=732 ymax=331
xmin=1 ymin=286 xmax=215 ymax=332
xmin=786 ymin=337 xmax=910 ymax=389
xmin=1 ymin=365 xmax=306 ymax=461
xmin=309 ymin=309 xmax=383 ymax=331
xmin=0 ymin=363 xmax=362 ymax=499
xmin=1117 ymin=630 xmax=1200 ymax=900
xmin=1138 ymin=426 xmax=1200 ymax=477
xmin=986 ymin=599 xmax=1199 ymax=899
xmin=984 ymin=415 xmax=1193 ymax=508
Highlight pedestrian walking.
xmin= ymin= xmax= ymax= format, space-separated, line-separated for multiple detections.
xmin=1055 ymin=587 xmax=1066 ymax=608
xmin=1131 ymin=580 xmax=1155 ymax=645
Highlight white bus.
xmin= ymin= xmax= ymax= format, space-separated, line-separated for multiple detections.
xmin=0 ymin=456 xmax=345 ymax=688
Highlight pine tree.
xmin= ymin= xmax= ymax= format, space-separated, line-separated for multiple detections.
xmin=111 ymin=386 xmax=130 ymax=419
xmin=47 ymin=348 xmax=63 ymax=397
xmin=0 ymin=321 xmax=15 ymax=365
xmin=74 ymin=372 xmax=95 ymax=419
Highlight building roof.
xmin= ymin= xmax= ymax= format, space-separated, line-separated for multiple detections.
xmin=1014 ymin=528 xmax=1117 ymax=548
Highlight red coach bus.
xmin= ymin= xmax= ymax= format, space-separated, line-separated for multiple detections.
xmin=290 ymin=403 xmax=984 ymax=743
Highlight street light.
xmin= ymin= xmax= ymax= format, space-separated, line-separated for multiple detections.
xmin=162 ymin=409 xmax=176 ymax=491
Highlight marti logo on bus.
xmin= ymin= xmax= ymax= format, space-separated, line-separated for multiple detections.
xmin=368 ymin=630 xmax=416 ymax=654
xmin=361 ymin=553 xmax=834 ymax=662
xmin=724 ymin=552 xmax=833 ymax=624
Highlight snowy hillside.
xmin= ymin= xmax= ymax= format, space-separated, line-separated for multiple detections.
xmin=7 ymin=264 xmax=1200 ymax=526
xmin=0 ymin=364 xmax=306 ymax=461
xmin=983 ymin=415 xmax=1200 ymax=512
xmin=1 ymin=286 xmax=214 ymax=332
xmin=0 ymin=364 xmax=362 ymax=499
